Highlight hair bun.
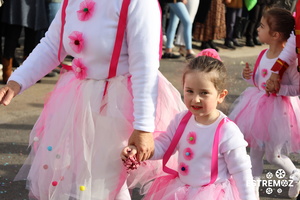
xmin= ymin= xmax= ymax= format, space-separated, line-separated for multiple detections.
xmin=197 ymin=48 xmax=221 ymax=61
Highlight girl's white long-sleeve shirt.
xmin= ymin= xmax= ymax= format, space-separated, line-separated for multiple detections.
xmin=8 ymin=0 xmax=162 ymax=132
xmin=151 ymin=110 xmax=256 ymax=199
xmin=245 ymin=49 xmax=300 ymax=96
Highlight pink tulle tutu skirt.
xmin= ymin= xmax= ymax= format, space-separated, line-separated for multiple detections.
xmin=229 ymin=87 xmax=300 ymax=152
xmin=15 ymin=70 xmax=186 ymax=200
xmin=143 ymin=175 xmax=241 ymax=200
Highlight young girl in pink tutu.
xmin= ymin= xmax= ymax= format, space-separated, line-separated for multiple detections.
xmin=122 ymin=50 xmax=256 ymax=199
xmin=229 ymin=7 xmax=300 ymax=199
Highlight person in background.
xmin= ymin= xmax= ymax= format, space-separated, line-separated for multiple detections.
xmin=1 ymin=0 xmax=49 ymax=83
xmin=175 ymin=0 xmax=200 ymax=56
xmin=244 ymin=0 xmax=266 ymax=47
xmin=193 ymin=0 xmax=227 ymax=52
xmin=162 ymin=0 xmax=195 ymax=60
xmin=47 ymin=0 xmax=62 ymax=23
xmin=229 ymin=7 xmax=300 ymax=199
xmin=224 ymin=0 xmax=244 ymax=49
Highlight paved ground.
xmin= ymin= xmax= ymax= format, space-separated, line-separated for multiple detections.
xmin=0 ymin=39 xmax=299 ymax=199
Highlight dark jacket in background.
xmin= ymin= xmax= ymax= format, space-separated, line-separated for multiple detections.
xmin=2 ymin=0 xmax=49 ymax=31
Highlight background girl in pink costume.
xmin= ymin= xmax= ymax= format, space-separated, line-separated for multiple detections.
xmin=229 ymin=7 xmax=300 ymax=199
xmin=122 ymin=50 xmax=256 ymax=199
xmin=0 ymin=0 xmax=186 ymax=199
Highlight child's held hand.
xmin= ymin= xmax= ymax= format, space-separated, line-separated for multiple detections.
xmin=266 ymin=79 xmax=276 ymax=94
xmin=242 ymin=63 xmax=252 ymax=80
xmin=121 ymin=145 xmax=137 ymax=160
xmin=0 ymin=81 xmax=21 ymax=106
xmin=265 ymin=73 xmax=280 ymax=96
xmin=121 ymin=145 xmax=140 ymax=173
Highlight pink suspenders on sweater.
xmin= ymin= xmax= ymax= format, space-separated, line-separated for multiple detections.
xmin=162 ymin=111 xmax=230 ymax=186
xmin=58 ymin=0 xmax=131 ymax=98
xmin=103 ymin=0 xmax=131 ymax=96
xmin=252 ymin=49 xmax=267 ymax=87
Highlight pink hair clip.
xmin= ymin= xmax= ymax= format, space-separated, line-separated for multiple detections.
xmin=197 ymin=48 xmax=221 ymax=61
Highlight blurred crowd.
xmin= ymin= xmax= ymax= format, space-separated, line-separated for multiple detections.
xmin=0 ymin=0 xmax=296 ymax=83
xmin=159 ymin=0 xmax=295 ymax=59
xmin=0 ymin=0 xmax=62 ymax=84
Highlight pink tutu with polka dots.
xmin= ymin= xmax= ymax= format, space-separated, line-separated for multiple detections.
xmin=143 ymin=175 xmax=241 ymax=200
xmin=14 ymin=70 xmax=186 ymax=200
xmin=229 ymin=87 xmax=300 ymax=153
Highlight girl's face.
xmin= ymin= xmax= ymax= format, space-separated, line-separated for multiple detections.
xmin=257 ymin=17 xmax=271 ymax=44
xmin=183 ymin=71 xmax=227 ymax=125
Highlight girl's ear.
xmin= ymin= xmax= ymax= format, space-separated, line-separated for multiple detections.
xmin=272 ymin=31 xmax=281 ymax=40
xmin=217 ymin=89 xmax=228 ymax=104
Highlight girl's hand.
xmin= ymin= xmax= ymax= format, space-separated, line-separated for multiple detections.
xmin=224 ymin=0 xmax=231 ymax=4
xmin=0 ymin=81 xmax=21 ymax=106
xmin=128 ymin=129 xmax=154 ymax=162
xmin=242 ymin=63 xmax=252 ymax=80
xmin=121 ymin=145 xmax=140 ymax=173
xmin=265 ymin=73 xmax=280 ymax=96
xmin=121 ymin=145 xmax=138 ymax=161
xmin=266 ymin=79 xmax=275 ymax=94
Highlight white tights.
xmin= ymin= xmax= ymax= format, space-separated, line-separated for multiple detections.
xmin=250 ymin=145 xmax=296 ymax=177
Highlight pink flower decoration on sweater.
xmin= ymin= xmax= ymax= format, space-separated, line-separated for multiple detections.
xmin=186 ymin=131 xmax=196 ymax=144
xmin=77 ymin=0 xmax=95 ymax=21
xmin=68 ymin=31 xmax=84 ymax=53
xmin=183 ymin=148 xmax=194 ymax=161
xmin=179 ymin=162 xmax=189 ymax=176
xmin=72 ymin=58 xmax=87 ymax=80
xmin=261 ymin=82 xmax=266 ymax=90
xmin=261 ymin=69 xmax=268 ymax=78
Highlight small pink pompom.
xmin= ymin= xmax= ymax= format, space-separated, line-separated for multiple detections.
xmin=197 ymin=48 xmax=221 ymax=61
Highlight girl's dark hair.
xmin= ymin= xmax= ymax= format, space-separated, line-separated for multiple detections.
xmin=182 ymin=56 xmax=227 ymax=93
xmin=263 ymin=7 xmax=295 ymax=41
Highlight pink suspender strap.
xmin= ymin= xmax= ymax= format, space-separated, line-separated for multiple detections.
xmin=58 ymin=0 xmax=69 ymax=63
xmin=204 ymin=117 xmax=230 ymax=186
xmin=162 ymin=111 xmax=193 ymax=176
xmin=252 ymin=49 xmax=267 ymax=87
xmin=103 ymin=0 xmax=131 ymax=97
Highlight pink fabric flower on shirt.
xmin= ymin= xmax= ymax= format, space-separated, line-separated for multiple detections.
xmin=179 ymin=162 xmax=189 ymax=176
xmin=183 ymin=148 xmax=194 ymax=161
xmin=77 ymin=0 xmax=95 ymax=21
xmin=261 ymin=82 xmax=266 ymax=90
xmin=72 ymin=58 xmax=87 ymax=80
xmin=187 ymin=131 xmax=196 ymax=144
xmin=68 ymin=31 xmax=84 ymax=53
xmin=261 ymin=69 xmax=268 ymax=78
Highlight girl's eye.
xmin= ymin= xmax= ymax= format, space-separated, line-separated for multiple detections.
xmin=186 ymin=89 xmax=193 ymax=93
xmin=201 ymin=91 xmax=208 ymax=95
xmin=259 ymin=23 xmax=263 ymax=28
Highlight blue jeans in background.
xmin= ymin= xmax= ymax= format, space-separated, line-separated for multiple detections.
xmin=48 ymin=2 xmax=61 ymax=23
xmin=166 ymin=2 xmax=192 ymax=50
